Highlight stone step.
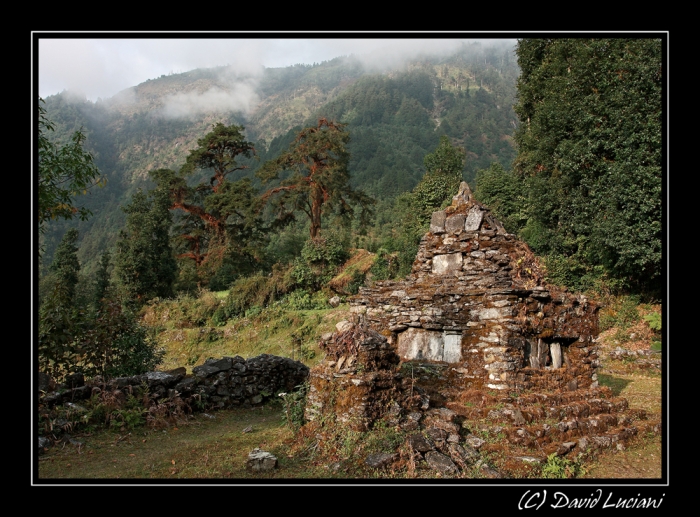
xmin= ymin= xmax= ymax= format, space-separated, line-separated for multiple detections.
xmin=466 ymin=394 xmax=637 ymax=426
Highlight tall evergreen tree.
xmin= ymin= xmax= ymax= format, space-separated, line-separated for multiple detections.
xmin=92 ymin=250 xmax=111 ymax=307
xmin=48 ymin=228 xmax=81 ymax=304
xmin=113 ymin=188 xmax=177 ymax=304
xmin=513 ymin=38 xmax=663 ymax=295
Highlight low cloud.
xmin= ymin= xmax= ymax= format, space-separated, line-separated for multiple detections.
xmin=161 ymin=82 xmax=260 ymax=119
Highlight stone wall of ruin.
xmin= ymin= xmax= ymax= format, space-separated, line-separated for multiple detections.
xmin=350 ymin=182 xmax=600 ymax=393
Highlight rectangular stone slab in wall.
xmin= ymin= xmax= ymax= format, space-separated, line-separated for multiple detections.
xmin=397 ymin=328 xmax=463 ymax=363
xmin=432 ymin=253 xmax=463 ymax=275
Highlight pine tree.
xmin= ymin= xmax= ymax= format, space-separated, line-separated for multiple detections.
xmin=113 ymin=188 xmax=177 ymax=305
xmin=258 ymin=118 xmax=374 ymax=239
xmin=92 ymin=250 xmax=111 ymax=308
xmin=151 ymin=123 xmax=264 ymax=285
xmin=48 ymin=228 xmax=81 ymax=304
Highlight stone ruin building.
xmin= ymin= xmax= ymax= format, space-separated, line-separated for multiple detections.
xmin=353 ymin=181 xmax=599 ymax=393
xmin=305 ymin=182 xmax=660 ymax=476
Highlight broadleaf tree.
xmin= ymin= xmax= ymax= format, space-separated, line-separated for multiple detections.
xmin=37 ymin=97 xmax=104 ymax=254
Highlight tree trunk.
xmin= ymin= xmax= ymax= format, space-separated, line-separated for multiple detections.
xmin=310 ymin=188 xmax=322 ymax=239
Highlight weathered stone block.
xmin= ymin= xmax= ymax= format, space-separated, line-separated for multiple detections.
xmin=464 ymin=206 xmax=484 ymax=231
xmin=396 ymin=328 xmax=462 ymax=363
xmin=246 ymin=449 xmax=278 ymax=471
xmin=432 ymin=253 xmax=463 ymax=275
xmin=445 ymin=214 xmax=466 ymax=234
xmin=430 ymin=210 xmax=447 ymax=234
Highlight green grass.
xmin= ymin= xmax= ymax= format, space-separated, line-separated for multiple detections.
xmin=37 ymin=404 xmax=334 ymax=480
xmin=213 ymin=290 xmax=229 ymax=300
xmin=144 ymin=292 xmax=351 ymax=372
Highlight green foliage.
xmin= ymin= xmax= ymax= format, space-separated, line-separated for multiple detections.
xmin=541 ymin=452 xmax=586 ymax=479
xmin=258 ymin=118 xmax=374 ymax=240
xmin=514 ymin=38 xmax=662 ymax=296
xmin=48 ymin=228 xmax=81 ymax=303
xmin=38 ymin=97 xmax=104 ymax=252
xmin=283 ymin=289 xmax=329 ymax=311
xmin=372 ymin=137 xmax=466 ymax=279
xmin=368 ymin=249 xmax=399 ymax=281
xmin=217 ymin=266 xmax=295 ymax=322
xmin=280 ymin=383 xmax=309 ymax=431
xmin=180 ymin=122 xmax=255 ymax=178
xmin=78 ymin=295 xmax=164 ymax=379
xmin=410 ymin=136 xmax=465 ymax=224
xmin=599 ymin=295 xmax=641 ymax=332
xmin=92 ymin=250 xmax=111 ymax=308
xmin=644 ymin=312 xmax=662 ymax=332
xmin=39 ymin=228 xmax=89 ymax=381
xmin=150 ymin=123 xmax=264 ymax=288
xmin=113 ymin=188 xmax=177 ymax=305
xmin=474 ymin=162 xmax=525 ymax=234
xmin=291 ymin=234 xmax=349 ymax=289
xmin=38 ymin=281 xmax=88 ymax=382
xmin=108 ymin=391 xmax=148 ymax=431
xmin=39 ymin=285 xmax=163 ymax=382
xmin=644 ymin=312 xmax=662 ymax=350
xmin=541 ymin=254 xmax=608 ymax=293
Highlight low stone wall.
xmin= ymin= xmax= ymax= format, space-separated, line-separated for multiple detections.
xmin=40 ymin=354 xmax=310 ymax=411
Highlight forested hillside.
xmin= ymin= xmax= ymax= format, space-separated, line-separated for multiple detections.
xmin=38 ymin=41 xmax=518 ymax=275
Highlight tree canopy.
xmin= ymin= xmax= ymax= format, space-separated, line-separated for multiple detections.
xmin=258 ymin=118 xmax=374 ymax=239
xmin=37 ymin=97 xmax=103 ymax=251
xmin=113 ymin=188 xmax=177 ymax=304
xmin=150 ymin=123 xmax=264 ymax=288
xmin=411 ymin=135 xmax=466 ymax=223
xmin=513 ymin=38 xmax=663 ymax=295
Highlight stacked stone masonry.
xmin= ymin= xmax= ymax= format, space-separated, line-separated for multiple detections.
xmin=302 ymin=183 xmax=658 ymax=474
xmin=41 ymin=354 xmax=309 ymax=411
xmin=350 ymin=182 xmax=600 ymax=393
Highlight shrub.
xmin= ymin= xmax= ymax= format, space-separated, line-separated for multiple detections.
xmin=599 ymin=295 xmax=641 ymax=332
xmin=218 ymin=265 xmax=295 ymax=322
xmin=369 ymin=248 xmax=399 ymax=281
xmin=282 ymin=289 xmax=329 ymax=311
xmin=280 ymin=383 xmax=309 ymax=431
xmin=79 ymin=296 xmax=164 ymax=379
xmin=291 ymin=234 xmax=349 ymax=289
xmin=541 ymin=452 xmax=586 ymax=479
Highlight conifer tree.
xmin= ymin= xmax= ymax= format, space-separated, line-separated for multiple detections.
xmin=113 ymin=188 xmax=177 ymax=305
xmin=48 ymin=228 xmax=81 ymax=304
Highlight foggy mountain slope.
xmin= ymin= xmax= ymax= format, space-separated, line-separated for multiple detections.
xmin=38 ymin=41 xmax=519 ymax=275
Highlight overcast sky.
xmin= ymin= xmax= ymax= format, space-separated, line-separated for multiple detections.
xmin=35 ymin=34 xmax=518 ymax=102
